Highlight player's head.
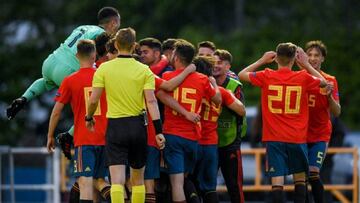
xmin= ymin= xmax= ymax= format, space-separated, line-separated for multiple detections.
xmin=95 ymin=32 xmax=111 ymax=59
xmin=305 ymin=40 xmax=327 ymax=70
xmin=114 ymin=27 xmax=136 ymax=54
xmin=171 ymin=39 xmax=195 ymax=68
xmin=162 ymin=38 xmax=177 ymax=60
xmin=275 ymin=42 xmax=297 ymax=67
xmin=106 ymin=37 xmax=118 ymax=60
xmin=197 ymin=41 xmax=216 ymax=56
xmin=98 ymin=7 xmax=121 ymax=35
xmin=213 ymin=49 xmax=232 ymax=77
xmin=139 ymin=38 xmax=162 ymax=66
xmin=193 ymin=56 xmax=215 ymax=77
xmin=76 ymin=39 xmax=96 ymax=64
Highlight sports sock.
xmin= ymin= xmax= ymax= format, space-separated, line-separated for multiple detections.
xmin=145 ymin=193 xmax=156 ymax=203
xmin=79 ymin=200 xmax=93 ymax=203
xmin=68 ymin=125 xmax=74 ymax=136
xmin=100 ymin=185 xmax=111 ymax=202
xmin=203 ymin=190 xmax=219 ymax=203
xmin=131 ymin=185 xmax=145 ymax=203
xmin=271 ymin=185 xmax=284 ymax=203
xmin=309 ymin=171 xmax=324 ymax=203
xmin=111 ymin=184 xmax=124 ymax=203
xmin=69 ymin=182 xmax=80 ymax=203
xmin=183 ymin=178 xmax=200 ymax=203
xmin=294 ymin=180 xmax=306 ymax=203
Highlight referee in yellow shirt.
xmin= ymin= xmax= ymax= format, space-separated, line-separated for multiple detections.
xmin=85 ymin=27 xmax=165 ymax=203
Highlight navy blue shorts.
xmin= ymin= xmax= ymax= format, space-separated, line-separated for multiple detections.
xmin=163 ymin=134 xmax=198 ymax=174
xmin=144 ymin=146 xmax=160 ymax=180
xmin=73 ymin=146 xmax=108 ymax=178
xmin=196 ymin=144 xmax=218 ymax=191
xmin=265 ymin=142 xmax=308 ymax=177
xmin=308 ymin=142 xmax=327 ymax=169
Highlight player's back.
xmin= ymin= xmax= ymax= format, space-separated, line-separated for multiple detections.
xmin=251 ymin=68 xmax=320 ymax=143
xmin=57 ymin=67 xmax=107 ymax=146
xmin=162 ymin=69 xmax=215 ymax=141
xmin=52 ymin=25 xmax=105 ymax=69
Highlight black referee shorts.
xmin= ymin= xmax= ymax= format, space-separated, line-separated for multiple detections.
xmin=105 ymin=116 xmax=147 ymax=169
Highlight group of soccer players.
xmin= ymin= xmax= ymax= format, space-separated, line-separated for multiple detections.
xmin=6 ymin=6 xmax=340 ymax=203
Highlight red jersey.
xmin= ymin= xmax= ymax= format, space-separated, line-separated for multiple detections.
xmin=200 ymin=87 xmax=235 ymax=145
xmin=162 ymin=69 xmax=216 ymax=141
xmin=249 ymin=68 xmax=320 ymax=143
xmin=55 ymin=67 xmax=108 ymax=147
xmin=307 ymin=71 xmax=340 ymax=143
xmin=147 ymin=76 xmax=165 ymax=147
xmin=150 ymin=56 xmax=169 ymax=75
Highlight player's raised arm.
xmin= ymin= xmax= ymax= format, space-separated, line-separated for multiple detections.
xmin=209 ymin=76 xmax=222 ymax=105
xmin=238 ymin=51 xmax=276 ymax=82
xmin=226 ymin=96 xmax=246 ymax=117
xmin=159 ymin=64 xmax=196 ymax=91
xmin=296 ymin=47 xmax=327 ymax=87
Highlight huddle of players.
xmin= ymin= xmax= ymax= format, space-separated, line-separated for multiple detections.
xmin=6 ymin=6 xmax=340 ymax=203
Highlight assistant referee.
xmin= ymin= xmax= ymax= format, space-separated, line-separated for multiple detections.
xmin=85 ymin=27 xmax=165 ymax=203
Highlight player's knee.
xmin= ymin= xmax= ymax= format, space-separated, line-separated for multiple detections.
xmin=309 ymin=171 xmax=321 ymax=181
xmin=130 ymin=167 xmax=145 ymax=186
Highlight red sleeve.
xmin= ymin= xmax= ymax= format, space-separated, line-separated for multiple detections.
xmin=155 ymin=76 xmax=164 ymax=90
xmin=330 ymin=77 xmax=340 ymax=102
xmin=220 ymin=87 xmax=235 ymax=106
xmin=204 ymin=78 xmax=216 ymax=99
xmin=304 ymin=72 xmax=321 ymax=92
xmin=249 ymin=70 xmax=266 ymax=87
xmin=54 ymin=77 xmax=71 ymax=104
xmin=150 ymin=55 xmax=169 ymax=75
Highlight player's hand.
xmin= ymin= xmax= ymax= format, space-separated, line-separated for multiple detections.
xmin=185 ymin=63 xmax=196 ymax=73
xmin=325 ymin=82 xmax=334 ymax=97
xmin=259 ymin=51 xmax=276 ymax=64
xmin=155 ymin=134 xmax=166 ymax=150
xmin=295 ymin=47 xmax=311 ymax=69
xmin=86 ymin=118 xmax=96 ymax=132
xmin=47 ymin=136 xmax=55 ymax=153
xmin=185 ymin=112 xmax=201 ymax=123
xmin=208 ymin=76 xmax=217 ymax=86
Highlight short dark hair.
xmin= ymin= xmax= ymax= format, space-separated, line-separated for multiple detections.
xmin=106 ymin=37 xmax=117 ymax=54
xmin=198 ymin=41 xmax=216 ymax=51
xmin=77 ymin=39 xmax=96 ymax=58
xmin=139 ymin=38 xmax=162 ymax=52
xmin=214 ymin=49 xmax=232 ymax=63
xmin=305 ymin=40 xmax=327 ymax=57
xmin=115 ymin=27 xmax=136 ymax=52
xmin=162 ymin=38 xmax=177 ymax=51
xmin=193 ymin=56 xmax=214 ymax=76
xmin=276 ymin=42 xmax=297 ymax=66
xmin=174 ymin=39 xmax=195 ymax=66
xmin=98 ymin=7 xmax=120 ymax=24
xmin=95 ymin=32 xmax=111 ymax=57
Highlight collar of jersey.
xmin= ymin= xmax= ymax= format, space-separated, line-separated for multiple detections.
xmin=117 ymin=55 xmax=133 ymax=58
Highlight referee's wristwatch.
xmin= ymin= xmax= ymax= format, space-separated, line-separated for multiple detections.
xmin=85 ymin=115 xmax=93 ymax=122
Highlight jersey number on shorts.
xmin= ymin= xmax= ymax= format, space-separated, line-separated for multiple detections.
xmin=268 ymin=85 xmax=302 ymax=114
xmin=316 ymin=151 xmax=324 ymax=164
xmin=84 ymin=87 xmax=101 ymax=115
xmin=172 ymin=88 xmax=197 ymax=115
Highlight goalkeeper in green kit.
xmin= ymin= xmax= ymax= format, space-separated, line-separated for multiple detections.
xmin=6 ymin=7 xmax=120 ymax=159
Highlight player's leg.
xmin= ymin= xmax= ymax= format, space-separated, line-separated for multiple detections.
xmin=197 ymin=145 xmax=219 ymax=203
xmin=69 ymin=181 xmax=80 ymax=203
xmin=265 ymin=142 xmax=288 ymax=203
xmin=183 ymin=139 xmax=200 ymax=203
xmin=218 ymin=143 xmax=244 ymax=203
xmin=307 ymin=142 xmax=327 ymax=203
xmin=288 ymin=143 xmax=309 ymax=203
xmin=93 ymin=146 xmax=111 ymax=202
xmin=163 ymin=134 xmax=186 ymax=202
xmin=144 ymin=146 xmax=160 ymax=203
xmin=78 ymin=176 xmax=94 ymax=202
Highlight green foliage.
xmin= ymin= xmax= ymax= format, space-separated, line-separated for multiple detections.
xmin=1 ymin=0 xmax=360 ymax=145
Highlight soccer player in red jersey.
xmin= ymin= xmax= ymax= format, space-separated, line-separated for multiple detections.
xmin=46 ymin=40 xmax=110 ymax=203
xmin=305 ymin=40 xmax=341 ymax=203
xmin=239 ymin=43 xmax=327 ymax=203
xmin=193 ymin=56 xmax=246 ymax=203
xmin=161 ymin=40 xmax=221 ymax=203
